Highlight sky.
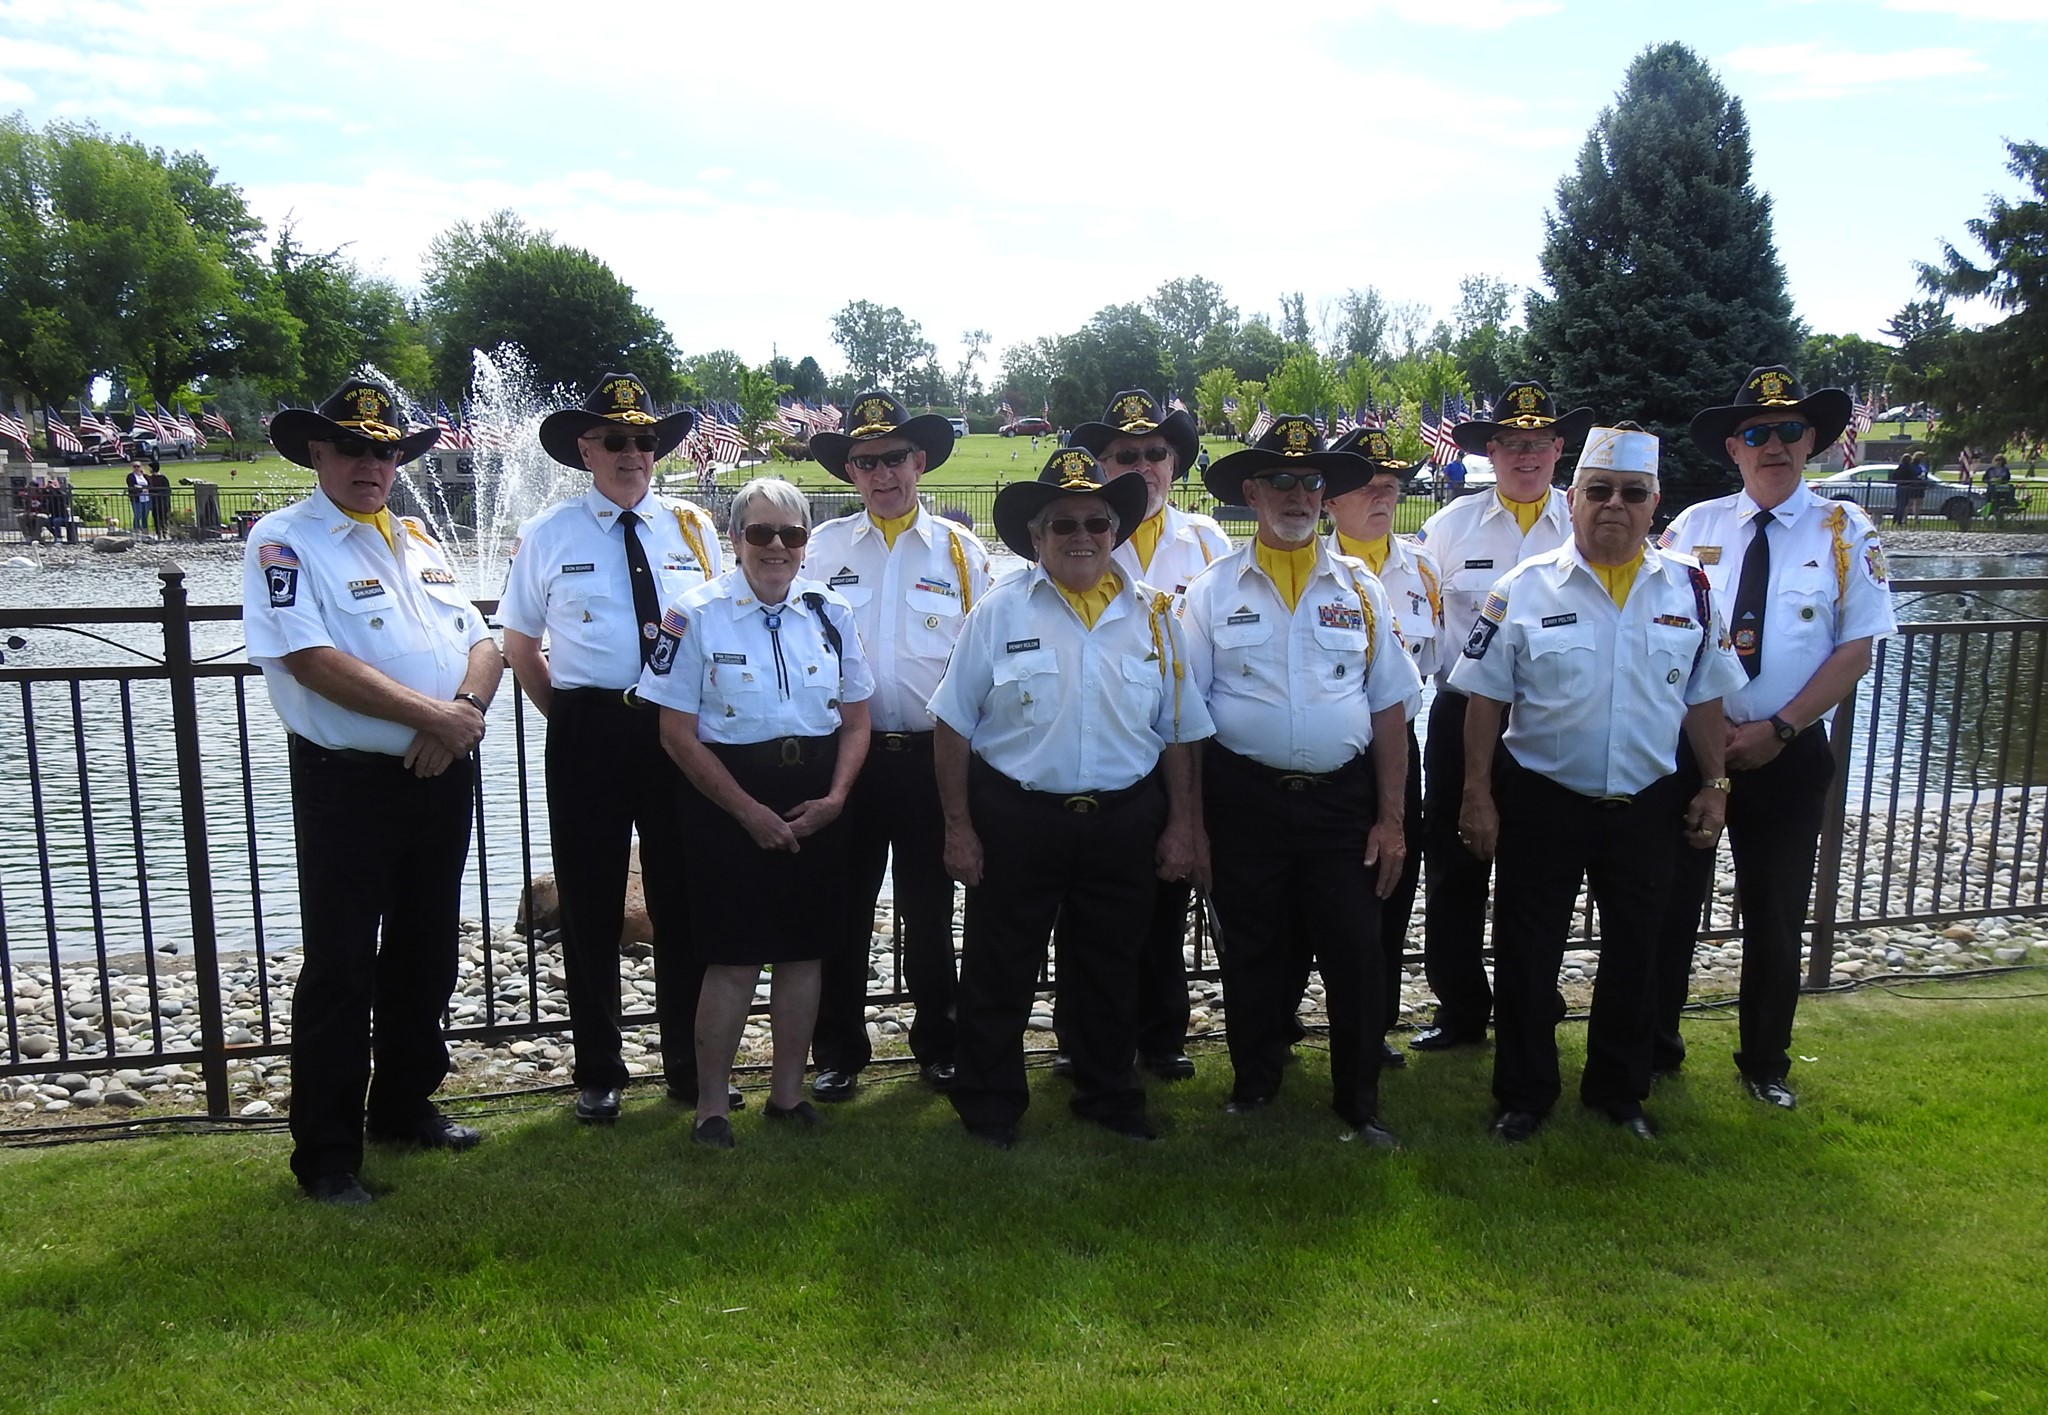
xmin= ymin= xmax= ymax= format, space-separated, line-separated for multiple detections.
xmin=2 ymin=0 xmax=2044 ymax=384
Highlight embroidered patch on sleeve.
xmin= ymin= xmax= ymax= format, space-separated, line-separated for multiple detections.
xmin=258 ymin=543 xmax=299 ymax=607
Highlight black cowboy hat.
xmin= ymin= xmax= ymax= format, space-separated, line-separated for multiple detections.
xmin=1069 ymin=389 xmax=1200 ymax=479
xmin=1687 ymin=365 xmax=1853 ymax=468
xmin=991 ymin=447 xmax=1149 ymax=560
xmin=269 ymin=378 xmax=440 ymax=469
xmin=809 ymin=390 xmax=955 ymax=482
xmin=1451 ymin=380 xmax=1595 ymax=456
xmin=538 ymin=372 xmax=697 ymax=469
xmin=1203 ymin=415 xmax=1375 ymax=507
xmin=1328 ymin=425 xmax=1426 ymax=488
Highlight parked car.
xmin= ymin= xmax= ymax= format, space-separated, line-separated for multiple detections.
xmin=61 ymin=435 xmax=126 ymax=466
xmin=1418 ymin=454 xmax=1495 ymax=498
xmin=947 ymin=417 xmax=970 ymax=440
xmin=1000 ymin=417 xmax=1052 ymax=438
xmin=125 ymin=433 xmax=194 ymax=461
xmin=1815 ymin=463 xmax=1984 ymax=524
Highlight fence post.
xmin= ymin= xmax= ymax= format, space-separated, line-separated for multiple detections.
xmin=1806 ymin=683 xmax=1861 ymax=989
xmin=161 ymin=565 xmax=231 ymax=1116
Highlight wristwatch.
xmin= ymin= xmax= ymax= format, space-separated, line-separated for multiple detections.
xmin=454 ymin=692 xmax=488 ymax=715
xmin=1703 ymin=777 xmax=1733 ymax=792
xmin=1768 ymin=714 xmax=1799 ymax=743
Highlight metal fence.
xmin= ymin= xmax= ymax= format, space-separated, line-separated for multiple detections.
xmin=3 ymin=572 xmax=2044 ymax=1112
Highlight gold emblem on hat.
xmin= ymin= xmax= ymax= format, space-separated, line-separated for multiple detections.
xmin=353 ymin=388 xmax=384 ymax=418
xmin=1367 ymin=431 xmax=1391 ymax=460
xmin=606 ymin=379 xmax=640 ymax=408
xmin=1515 ymin=386 xmax=1541 ymax=412
xmin=1280 ymin=418 xmax=1312 ymax=453
xmin=1115 ymin=394 xmax=1157 ymax=431
xmin=1755 ymin=370 xmax=1791 ymax=404
xmin=1053 ymin=451 xmax=1095 ymax=489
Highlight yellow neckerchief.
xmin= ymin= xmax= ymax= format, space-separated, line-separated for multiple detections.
xmin=1497 ymin=489 xmax=1547 ymax=534
xmin=868 ymin=507 xmax=918 ymax=551
xmin=1254 ymin=538 xmax=1319 ymax=613
xmin=341 ymin=505 xmax=395 ymax=553
xmin=1054 ymin=569 xmax=1123 ymax=630
xmin=1591 ymin=547 xmax=1645 ymax=608
xmin=1337 ymin=530 xmax=1391 ymax=575
xmin=1130 ymin=508 xmax=1167 ymax=570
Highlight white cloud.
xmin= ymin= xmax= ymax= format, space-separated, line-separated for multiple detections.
xmin=1721 ymin=41 xmax=1989 ymax=95
xmin=0 ymin=76 xmax=32 ymax=103
xmin=1884 ymin=0 xmax=2048 ymax=19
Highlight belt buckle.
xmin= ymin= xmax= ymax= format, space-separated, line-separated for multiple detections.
xmin=1277 ymin=774 xmax=1314 ymax=792
xmin=1062 ymin=794 xmax=1100 ymax=815
xmin=1598 ymin=794 xmax=1634 ymax=810
xmin=779 ymin=737 xmax=803 ymax=767
xmin=881 ymin=732 xmax=911 ymax=753
xmin=621 ymin=687 xmax=642 ymax=710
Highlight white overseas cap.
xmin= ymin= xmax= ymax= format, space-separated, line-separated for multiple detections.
xmin=1577 ymin=423 xmax=1660 ymax=480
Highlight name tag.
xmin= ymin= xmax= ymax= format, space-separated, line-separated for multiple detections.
xmin=1693 ymin=546 xmax=1722 ymax=566
xmin=562 ymin=562 xmax=595 ymax=574
xmin=419 ymin=568 xmax=456 ymax=585
xmin=1005 ymin=638 xmax=1041 ymax=653
xmin=1226 ymin=611 xmax=1260 ymax=626
xmin=1465 ymin=559 xmax=1495 ymax=570
xmin=828 ymin=573 xmax=860 ymax=588
xmin=713 ymin=652 xmax=746 ymax=664
xmin=348 ymin=579 xmax=383 ymax=600
xmin=1541 ymin=613 xmax=1577 ymax=627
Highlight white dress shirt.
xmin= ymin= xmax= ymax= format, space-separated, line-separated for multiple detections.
xmin=1111 ymin=503 xmax=1232 ymax=601
xmin=928 ymin=565 xmax=1215 ymax=794
xmin=1447 ymin=542 xmax=1748 ymax=797
xmin=243 ymin=488 xmax=492 ymax=755
xmin=1657 ymin=481 xmax=1896 ymax=724
xmin=498 ymin=489 xmax=722 ymax=690
xmin=634 ymin=570 xmax=873 ymax=744
xmin=804 ymin=508 xmax=994 ymax=732
xmin=1326 ymin=529 xmax=1445 ymax=705
xmin=1415 ymin=488 xmax=1570 ymax=685
xmin=1184 ymin=540 xmax=1419 ymax=772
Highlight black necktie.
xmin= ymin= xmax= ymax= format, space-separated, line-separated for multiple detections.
xmin=619 ymin=510 xmax=661 ymax=667
xmin=1731 ymin=514 xmax=1772 ymax=680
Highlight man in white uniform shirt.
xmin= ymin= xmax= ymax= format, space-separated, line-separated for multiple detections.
xmin=1183 ymin=417 xmax=1418 ymax=1144
xmin=930 ymin=449 xmax=1213 ymax=1149
xmin=1652 ymin=366 xmax=1895 ymax=1111
xmin=1450 ymin=424 xmax=1743 ymax=1143
xmin=242 ymin=379 xmax=503 ymax=1204
xmin=1065 ymin=390 xmax=1229 ymax=1080
xmin=500 ymin=373 xmax=724 ymax=1126
xmin=802 ymin=392 xmax=993 ymax=1103
xmin=1410 ymin=381 xmax=1592 ymax=1053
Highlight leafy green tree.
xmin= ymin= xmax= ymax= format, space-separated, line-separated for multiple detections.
xmin=1799 ymin=332 xmax=1891 ymax=396
xmin=1266 ymin=349 xmax=1341 ymax=419
xmin=1148 ymin=276 xmax=1237 ymax=396
xmin=789 ymin=355 xmax=828 ymax=402
xmin=1236 ymin=379 xmax=1266 ymax=437
xmin=682 ymin=350 xmax=745 ymax=403
xmin=1278 ymin=291 xmax=1313 ymax=348
xmin=1448 ymin=275 xmax=1527 ymax=399
xmin=1231 ymin=317 xmax=1288 ymax=383
xmin=1331 ymin=288 xmax=1391 ymax=364
xmin=1194 ymin=366 xmax=1238 ymax=434
xmin=732 ymin=363 xmax=793 ymax=458
xmin=1044 ymin=305 xmax=1173 ymax=430
xmin=1526 ymin=42 xmax=1798 ymax=496
xmin=998 ymin=337 xmax=1060 ymax=414
xmin=269 ymin=225 xmax=432 ymax=402
xmin=829 ymin=300 xmax=936 ymax=390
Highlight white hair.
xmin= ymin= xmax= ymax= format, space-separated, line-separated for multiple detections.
xmin=729 ymin=476 xmax=810 ymax=531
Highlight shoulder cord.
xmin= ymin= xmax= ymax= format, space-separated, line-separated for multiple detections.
xmin=1344 ymin=571 xmax=1379 ymax=673
xmin=671 ymin=503 xmax=713 ymax=579
xmin=946 ymin=531 xmax=975 ymax=613
xmin=1823 ymin=503 xmax=1850 ymax=604
xmin=1687 ymin=562 xmax=1714 ymax=671
xmin=799 ymin=591 xmax=844 ymax=658
xmin=1146 ymin=590 xmax=1184 ymax=737
xmin=1415 ymin=554 xmax=1443 ymax=623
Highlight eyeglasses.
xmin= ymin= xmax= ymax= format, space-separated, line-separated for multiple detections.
xmin=741 ymin=523 xmax=810 ymax=548
xmin=1492 ymin=437 xmax=1558 ymax=456
xmin=1578 ymin=483 xmax=1654 ymax=504
xmin=1046 ymin=515 xmax=1114 ymax=537
xmin=1738 ymin=421 xmax=1810 ymax=448
xmin=1253 ymin=471 xmax=1325 ymax=492
xmin=585 ymin=431 xmax=659 ymax=453
xmin=1108 ymin=446 xmax=1175 ymax=466
xmin=849 ymin=448 xmax=916 ymax=473
xmin=330 ymin=436 xmax=401 ymax=462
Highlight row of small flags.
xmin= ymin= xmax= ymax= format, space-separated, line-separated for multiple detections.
xmin=0 ymin=403 xmax=235 ymax=456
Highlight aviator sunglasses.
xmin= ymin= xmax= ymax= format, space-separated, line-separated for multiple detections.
xmin=1252 ymin=471 xmax=1326 ymax=492
xmin=1578 ymin=482 xmax=1654 ymax=504
xmin=849 ymin=448 xmax=917 ymax=473
xmin=586 ymin=431 xmax=660 ymax=453
xmin=1738 ymin=420 xmax=1809 ymax=448
xmin=741 ymin=523 xmax=811 ymax=548
xmin=329 ymin=436 xmax=401 ymax=462
xmin=1108 ymin=446 xmax=1175 ymax=466
xmin=1047 ymin=515 xmax=1114 ymax=536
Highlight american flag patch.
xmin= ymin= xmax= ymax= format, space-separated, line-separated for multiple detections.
xmin=257 ymin=543 xmax=299 ymax=569
xmin=659 ymin=607 xmax=689 ymax=636
xmin=1317 ymin=603 xmax=1364 ymax=631
xmin=1481 ymin=591 xmax=1509 ymax=622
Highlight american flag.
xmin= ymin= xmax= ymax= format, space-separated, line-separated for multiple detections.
xmin=817 ymin=400 xmax=842 ymax=433
xmin=201 ymin=405 xmax=234 ymax=439
xmin=79 ymin=405 xmax=123 ymax=445
xmin=1357 ymin=393 xmax=1383 ymax=432
xmin=1840 ymin=388 xmax=1874 ymax=469
xmin=1331 ymin=408 xmax=1356 ymax=437
xmin=1311 ymin=411 xmax=1328 ymax=437
xmin=44 ymin=408 xmax=83 ymax=454
xmin=173 ymin=407 xmax=206 ymax=449
xmin=0 ymin=407 xmax=32 ymax=453
xmin=998 ymin=399 xmax=1015 ymax=423
xmin=1246 ymin=401 xmax=1274 ymax=443
xmin=1168 ymin=395 xmax=1188 ymax=415
xmin=434 ymin=401 xmax=458 ymax=444
xmin=156 ymin=405 xmax=186 ymax=442
xmin=1222 ymin=395 xmax=1239 ymax=422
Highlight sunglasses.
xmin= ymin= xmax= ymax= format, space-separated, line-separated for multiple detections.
xmin=330 ymin=436 xmax=400 ymax=462
xmin=1108 ymin=446 xmax=1175 ymax=466
xmin=1492 ymin=437 xmax=1558 ymax=456
xmin=741 ymin=523 xmax=810 ymax=548
xmin=849 ymin=448 xmax=917 ymax=473
xmin=1578 ymin=483 xmax=1654 ymax=504
xmin=1738 ymin=420 xmax=1810 ymax=448
xmin=1046 ymin=515 xmax=1114 ymax=536
xmin=586 ymin=432 xmax=660 ymax=453
xmin=1253 ymin=471 xmax=1325 ymax=492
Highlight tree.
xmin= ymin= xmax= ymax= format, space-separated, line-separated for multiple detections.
xmin=998 ymin=337 xmax=1060 ymax=414
xmin=1266 ymin=349 xmax=1341 ymax=418
xmin=1449 ymin=274 xmax=1528 ymax=398
xmin=1231 ymin=317 xmax=1288 ymax=383
xmin=732 ymin=362 xmax=793 ymax=458
xmin=681 ymin=350 xmax=745 ymax=403
xmin=269 ymin=224 xmax=432 ymax=402
xmin=1331 ymin=288 xmax=1391 ymax=364
xmin=954 ymin=328 xmax=990 ymax=408
xmin=828 ymin=300 xmax=936 ymax=391
xmin=1194 ymin=366 xmax=1238 ymax=435
xmin=1148 ymin=276 xmax=1238 ymax=396
xmin=1799 ymin=332 xmax=1892 ymax=396
xmin=1525 ymin=42 xmax=1799 ymax=496
xmin=789 ymin=355 xmax=827 ymax=402
xmin=1278 ymin=291 xmax=1313 ymax=348
xmin=1045 ymin=304 xmax=1173 ymax=431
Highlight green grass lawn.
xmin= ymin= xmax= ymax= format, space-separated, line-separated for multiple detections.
xmin=3 ymin=979 xmax=2043 ymax=1412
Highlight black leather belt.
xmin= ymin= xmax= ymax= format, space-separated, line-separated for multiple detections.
xmin=288 ymin=734 xmax=403 ymax=767
xmin=711 ymin=735 xmax=832 ymax=769
xmin=976 ymin=758 xmax=1157 ymax=815
xmin=554 ymin=686 xmax=653 ymax=710
xmin=873 ymin=730 xmax=933 ymax=754
xmin=1212 ymin=743 xmax=1367 ymax=792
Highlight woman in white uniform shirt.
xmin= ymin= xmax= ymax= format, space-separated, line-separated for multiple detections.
xmin=637 ymin=478 xmax=874 ymax=1147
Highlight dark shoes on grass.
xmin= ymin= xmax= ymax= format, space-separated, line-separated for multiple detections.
xmin=810 ymin=1068 xmax=858 ymax=1103
xmin=302 ymin=1173 xmax=373 ymax=1206
xmin=574 ymin=1087 xmax=621 ymax=1125
xmin=366 ymin=1113 xmax=481 ymax=1152
xmin=1745 ymin=1076 xmax=1798 ymax=1110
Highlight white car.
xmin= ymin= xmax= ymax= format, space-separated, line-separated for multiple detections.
xmin=1815 ymin=463 xmax=1985 ymax=523
xmin=947 ymin=417 xmax=970 ymax=440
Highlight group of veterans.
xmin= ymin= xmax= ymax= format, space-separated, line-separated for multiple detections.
xmin=243 ymin=362 xmax=1894 ymax=1204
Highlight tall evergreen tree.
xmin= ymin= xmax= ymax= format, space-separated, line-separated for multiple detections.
xmin=1525 ymin=43 xmax=1798 ymax=497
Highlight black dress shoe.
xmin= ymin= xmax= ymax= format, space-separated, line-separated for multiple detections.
xmin=1095 ymin=1112 xmax=1160 ymax=1141
xmin=965 ymin=1122 xmax=1016 ymax=1150
xmin=1744 ymin=1076 xmax=1798 ymax=1110
xmin=1379 ymin=1040 xmax=1409 ymax=1069
xmin=1223 ymin=1094 xmax=1275 ymax=1116
xmin=1345 ymin=1118 xmax=1400 ymax=1151
xmin=692 ymin=1115 xmax=736 ymax=1148
xmin=1491 ymin=1109 xmax=1545 ymax=1144
xmin=367 ymin=1114 xmax=482 ymax=1151
xmin=1143 ymin=1052 xmax=1196 ymax=1081
xmin=919 ymin=1061 xmax=956 ymax=1090
xmin=574 ymin=1087 xmax=621 ymax=1125
xmin=1410 ymin=1025 xmax=1485 ymax=1052
xmin=1048 ymin=1051 xmax=1074 ymax=1078
xmin=1615 ymin=1115 xmax=1657 ymax=1141
xmin=302 ymin=1173 xmax=373 ymax=1206
xmin=764 ymin=1099 xmax=823 ymax=1129
xmin=810 ymin=1068 xmax=858 ymax=1103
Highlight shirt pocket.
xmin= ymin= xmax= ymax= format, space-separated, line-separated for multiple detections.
xmin=906 ymin=585 xmax=963 ymax=654
xmin=992 ymin=647 xmax=1059 ymax=725
xmin=1312 ymin=623 xmax=1372 ymax=687
xmin=703 ymin=655 xmax=768 ymax=721
xmin=1211 ymin=614 xmax=1274 ymax=681
xmin=553 ymin=584 xmax=618 ymax=644
xmin=1645 ymin=620 xmax=1700 ymax=688
xmin=1527 ymin=621 xmax=1597 ymax=700
xmin=333 ymin=591 xmax=419 ymax=662
xmin=1120 ymin=653 xmax=1166 ymax=724
xmin=1778 ymin=568 xmax=1835 ymax=645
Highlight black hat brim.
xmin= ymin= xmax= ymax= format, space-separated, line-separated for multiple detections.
xmin=1451 ymin=406 xmax=1596 ymax=456
xmin=1688 ymin=389 xmax=1853 ymax=469
xmin=812 ymin=414 xmax=955 ymax=482
xmin=1070 ymin=408 xmax=1200 ymax=480
xmin=270 ymin=410 xmax=440 ymax=469
xmin=1202 ymin=447 xmax=1375 ymax=508
xmin=538 ymin=408 xmax=697 ymax=469
xmin=992 ymin=471 xmax=1149 ymax=560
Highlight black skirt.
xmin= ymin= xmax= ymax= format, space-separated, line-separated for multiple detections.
xmin=684 ymin=735 xmax=847 ymax=965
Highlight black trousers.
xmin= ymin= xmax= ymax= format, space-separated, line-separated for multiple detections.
xmin=544 ymin=692 xmax=705 ymax=1094
xmin=1422 ymin=690 xmax=1497 ymax=1034
xmin=286 ymin=740 xmax=473 ymax=1186
xmin=1053 ymin=878 xmax=1192 ymax=1060
xmin=1490 ymin=755 xmax=1685 ymax=1118
xmin=813 ymin=732 xmax=958 ymax=1073
xmin=1206 ymin=745 xmax=1385 ymax=1127
xmin=950 ymin=759 xmax=1164 ymax=1130
xmin=1654 ymin=727 xmax=1833 ymax=1082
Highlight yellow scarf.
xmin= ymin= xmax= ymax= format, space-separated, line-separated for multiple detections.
xmin=1337 ymin=531 xmax=1390 ymax=575
xmin=1497 ymin=490 xmax=1547 ymax=534
xmin=1054 ymin=570 xmax=1123 ymax=629
xmin=869 ymin=507 xmax=918 ymax=550
xmin=1129 ymin=509 xmax=1166 ymax=570
xmin=341 ymin=505 xmax=395 ymax=553
xmin=1254 ymin=539 xmax=1319 ymax=613
xmin=1592 ymin=548 xmax=1645 ymax=608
